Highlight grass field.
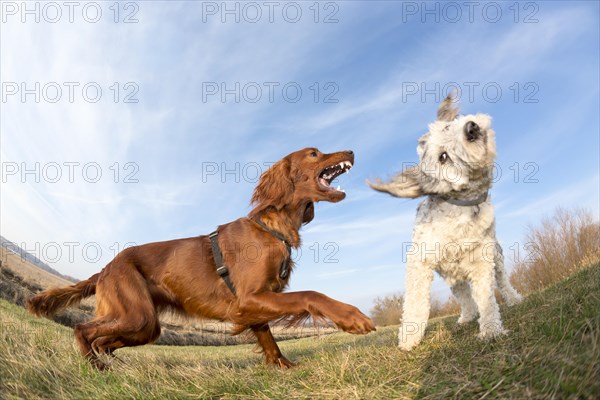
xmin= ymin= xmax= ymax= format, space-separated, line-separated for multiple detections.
xmin=1 ymin=264 xmax=599 ymax=399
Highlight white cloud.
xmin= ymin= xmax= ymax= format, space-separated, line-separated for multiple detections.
xmin=505 ymin=174 xmax=600 ymax=220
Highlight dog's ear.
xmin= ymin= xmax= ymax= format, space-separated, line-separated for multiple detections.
xmin=251 ymin=158 xmax=294 ymax=212
xmin=417 ymin=132 xmax=429 ymax=158
xmin=437 ymin=93 xmax=459 ymax=122
xmin=302 ymin=202 xmax=315 ymax=225
xmin=367 ymin=165 xmax=425 ymax=198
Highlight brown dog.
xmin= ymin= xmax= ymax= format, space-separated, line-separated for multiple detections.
xmin=28 ymin=148 xmax=375 ymax=369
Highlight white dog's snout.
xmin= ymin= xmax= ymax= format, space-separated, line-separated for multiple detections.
xmin=465 ymin=121 xmax=482 ymax=142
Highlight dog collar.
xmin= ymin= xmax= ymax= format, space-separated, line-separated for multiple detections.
xmin=437 ymin=191 xmax=488 ymax=207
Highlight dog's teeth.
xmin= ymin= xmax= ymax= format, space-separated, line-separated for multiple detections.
xmin=336 ymin=186 xmax=341 ymax=191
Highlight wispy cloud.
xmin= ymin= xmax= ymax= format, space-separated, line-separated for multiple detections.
xmin=505 ymin=174 xmax=600 ymax=220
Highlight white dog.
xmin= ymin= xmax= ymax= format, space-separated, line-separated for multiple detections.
xmin=369 ymin=94 xmax=522 ymax=350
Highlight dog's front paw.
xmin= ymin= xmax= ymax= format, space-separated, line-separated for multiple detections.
xmin=336 ymin=307 xmax=376 ymax=334
xmin=478 ymin=323 xmax=507 ymax=339
xmin=397 ymin=321 xmax=425 ymax=351
xmin=266 ymin=356 xmax=296 ymax=369
xmin=505 ymin=293 xmax=523 ymax=306
xmin=398 ymin=339 xmax=417 ymax=351
xmin=457 ymin=314 xmax=477 ymax=324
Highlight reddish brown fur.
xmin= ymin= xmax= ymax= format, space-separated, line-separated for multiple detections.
xmin=27 ymin=148 xmax=375 ymax=369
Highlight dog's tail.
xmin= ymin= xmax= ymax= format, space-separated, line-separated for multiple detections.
xmin=27 ymin=273 xmax=100 ymax=318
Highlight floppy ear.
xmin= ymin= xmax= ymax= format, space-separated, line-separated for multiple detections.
xmin=367 ymin=166 xmax=425 ymax=198
xmin=417 ymin=132 xmax=430 ymax=158
xmin=437 ymin=93 xmax=459 ymax=122
xmin=302 ymin=202 xmax=315 ymax=225
xmin=251 ymin=158 xmax=294 ymax=212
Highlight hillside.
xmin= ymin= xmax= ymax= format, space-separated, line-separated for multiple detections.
xmin=0 ymin=246 xmax=94 ymax=329
xmin=0 ymin=236 xmax=78 ymax=283
xmin=1 ymin=263 xmax=598 ymax=399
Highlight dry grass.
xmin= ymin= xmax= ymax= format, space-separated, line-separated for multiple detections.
xmin=3 ymin=263 xmax=598 ymax=399
xmin=510 ymin=207 xmax=600 ymax=295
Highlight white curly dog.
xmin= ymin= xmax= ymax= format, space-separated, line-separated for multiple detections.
xmin=369 ymin=94 xmax=522 ymax=350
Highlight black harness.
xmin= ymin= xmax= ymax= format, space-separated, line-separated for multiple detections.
xmin=208 ymin=230 xmax=236 ymax=294
xmin=208 ymin=219 xmax=291 ymax=296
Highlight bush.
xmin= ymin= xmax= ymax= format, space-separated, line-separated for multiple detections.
xmin=370 ymin=293 xmax=459 ymax=326
xmin=370 ymin=294 xmax=403 ymax=326
xmin=510 ymin=207 xmax=600 ymax=295
xmin=430 ymin=296 xmax=460 ymax=319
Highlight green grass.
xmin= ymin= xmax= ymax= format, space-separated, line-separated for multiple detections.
xmin=1 ymin=264 xmax=599 ymax=399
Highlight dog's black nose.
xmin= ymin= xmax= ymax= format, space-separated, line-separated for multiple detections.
xmin=345 ymin=150 xmax=354 ymax=155
xmin=464 ymin=121 xmax=481 ymax=142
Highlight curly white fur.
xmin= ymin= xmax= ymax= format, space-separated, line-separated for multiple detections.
xmin=369 ymin=94 xmax=522 ymax=350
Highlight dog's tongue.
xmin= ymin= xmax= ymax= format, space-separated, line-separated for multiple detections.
xmin=319 ymin=177 xmax=344 ymax=192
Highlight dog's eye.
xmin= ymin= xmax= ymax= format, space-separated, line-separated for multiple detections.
xmin=309 ymin=151 xmax=318 ymax=157
xmin=439 ymin=152 xmax=449 ymax=163
xmin=443 ymin=125 xmax=450 ymax=131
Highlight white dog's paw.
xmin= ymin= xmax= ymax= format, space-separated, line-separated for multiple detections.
xmin=478 ymin=324 xmax=507 ymax=339
xmin=398 ymin=339 xmax=418 ymax=351
xmin=457 ymin=314 xmax=478 ymax=324
xmin=398 ymin=326 xmax=421 ymax=351
xmin=505 ymin=293 xmax=523 ymax=306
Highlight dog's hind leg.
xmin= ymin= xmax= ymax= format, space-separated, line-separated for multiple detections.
xmin=494 ymin=243 xmax=522 ymax=306
xmin=75 ymin=316 xmax=160 ymax=370
xmin=74 ymin=320 xmax=108 ymax=370
xmin=251 ymin=323 xmax=295 ymax=368
xmin=450 ymin=281 xmax=478 ymax=324
xmin=398 ymin=262 xmax=433 ymax=351
xmin=90 ymin=316 xmax=161 ymax=355
xmin=75 ymin=264 xmax=160 ymax=369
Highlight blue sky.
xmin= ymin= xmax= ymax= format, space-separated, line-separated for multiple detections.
xmin=1 ymin=1 xmax=599 ymax=313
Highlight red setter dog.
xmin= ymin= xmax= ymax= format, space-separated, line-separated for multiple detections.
xmin=28 ymin=148 xmax=375 ymax=369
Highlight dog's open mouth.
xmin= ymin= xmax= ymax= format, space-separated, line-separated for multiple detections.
xmin=318 ymin=161 xmax=352 ymax=193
